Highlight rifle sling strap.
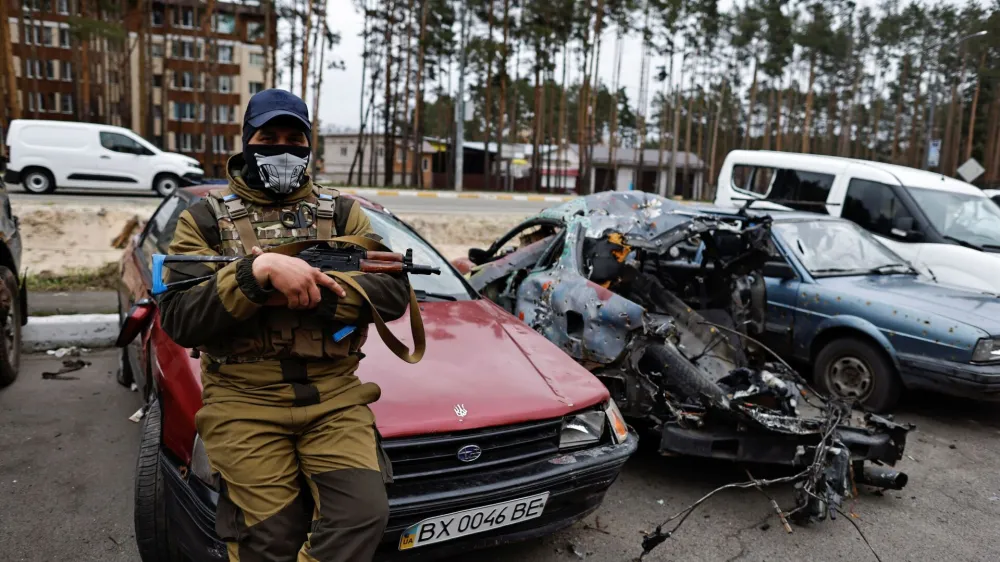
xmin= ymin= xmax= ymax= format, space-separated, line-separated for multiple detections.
xmin=267 ymin=237 xmax=425 ymax=364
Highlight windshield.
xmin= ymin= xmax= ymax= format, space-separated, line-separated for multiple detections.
xmin=365 ymin=210 xmax=474 ymax=300
xmin=907 ymin=187 xmax=1000 ymax=248
xmin=773 ymin=220 xmax=909 ymax=276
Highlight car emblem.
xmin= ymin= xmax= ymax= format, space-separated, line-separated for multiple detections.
xmin=457 ymin=444 xmax=482 ymax=463
xmin=454 ymin=404 xmax=468 ymax=418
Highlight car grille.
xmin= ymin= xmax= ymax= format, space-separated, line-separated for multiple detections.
xmin=382 ymin=418 xmax=563 ymax=482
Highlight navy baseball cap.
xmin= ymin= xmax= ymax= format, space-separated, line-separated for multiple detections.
xmin=242 ymin=89 xmax=311 ymax=148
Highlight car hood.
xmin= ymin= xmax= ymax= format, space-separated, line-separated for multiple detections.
xmin=358 ymin=299 xmax=609 ymax=439
xmin=817 ymin=274 xmax=1000 ymax=334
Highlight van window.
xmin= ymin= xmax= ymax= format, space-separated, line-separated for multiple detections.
xmin=731 ymin=165 xmax=834 ymax=213
xmin=842 ymin=179 xmax=917 ymax=238
xmin=100 ymin=132 xmax=153 ymax=155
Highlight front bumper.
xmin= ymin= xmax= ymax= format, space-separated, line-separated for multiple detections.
xmin=3 ymin=168 xmax=20 ymax=184
xmin=898 ymin=352 xmax=1000 ymax=400
xmin=162 ymin=433 xmax=638 ymax=561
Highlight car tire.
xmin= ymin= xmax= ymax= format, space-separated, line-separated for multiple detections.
xmin=134 ymin=399 xmax=185 ymax=562
xmin=153 ymin=173 xmax=180 ymax=197
xmin=814 ymin=337 xmax=901 ymax=413
xmin=22 ymin=168 xmax=56 ymax=194
xmin=0 ymin=267 xmax=22 ymax=388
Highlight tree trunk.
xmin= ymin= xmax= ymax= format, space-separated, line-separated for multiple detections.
xmin=775 ymin=72 xmax=785 ymax=151
xmin=801 ymin=53 xmax=816 ymax=153
xmin=301 ymin=0 xmax=315 ymax=99
xmin=656 ymin=81 xmax=668 ymax=194
xmin=530 ymin=44 xmax=542 ymax=190
xmin=494 ymin=0 xmax=508 ymax=191
xmin=964 ymin=52 xmax=986 ymax=163
xmin=557 ymin=44 xmax=568 ymax=192
xmin=840 ymin=57 xmax=863 ymax=157
xmin=761 ymin=85 xmax=774 ymax=150
xmin=743 ymin=58 xmax=758 ymax=150
xmin=382 ymin=0 xmax=395 ymax=186
xmin=135 ymin=0 xmax=147 ymax=135
xmin=870 ymin=97 xmax=883 ymax=161
xmin=603 ymin=29 xmax=623 ymax=192
xmin=482 ymin=0 xmax=494 ymax=190
xmin=984 ymin=91 xmax=1000 ymax=182
xmin=262 ymin=0 xmax=272 ymax=87
xmin=349 ymin=1 xmax=371 ymax=185
xmin=708 ymin=81 xmax=726 ymax=191
xmin=682 ymin=81 xmax=693 ymax=196
xmin=398 ymin=0 xmax=413 ymax=187
xmin=583 ymin=0 xmax=605 ymax=194
xmin=289 ymin=0 xmax=300 ymax=90
xmin=0 ymin=0 xmax=19 ymax=123
xmin=411 ymin=0 xmax=428 ymax=187
xmin=25 ymin=7 xmax=40 ymax=118
xmin=824 ymin=91 xmax=837 ymax=156
xmin=891 ymin=55 xmax=909 ymax=163
xmin=694 ymin=88 xmax=704 ymax=198
xmin=310 ymin=30 xmax=327 ymax=178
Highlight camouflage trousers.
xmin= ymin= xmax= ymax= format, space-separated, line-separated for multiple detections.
xmin=196 ymin=401 xmax=392 ymax=562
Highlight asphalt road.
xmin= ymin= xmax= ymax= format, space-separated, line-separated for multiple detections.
xmin=3 ymin=350 xmax=1000 ymax=561
xmin=8 ymin=188 xmax=555 ymax=216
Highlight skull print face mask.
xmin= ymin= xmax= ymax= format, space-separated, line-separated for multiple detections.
xmin=244 ymin=144 xmax=312 ymax=195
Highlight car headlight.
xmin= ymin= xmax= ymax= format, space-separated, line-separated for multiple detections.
xmin=187 ymin=160 xmax=201 ymax=169
xmin=191 ymin=434 xmax=220 ymax=490
xmin=559 ymin=409 xmax=605 ymax=449
xmin=972 ymin=338 xmax=1000 ymax=362
xmin=605 ymin=399 xmax=629 ymax=444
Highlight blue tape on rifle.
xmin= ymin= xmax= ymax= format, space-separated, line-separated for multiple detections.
xmin=151 ymin=254 xmax=167 ymax=295
xmin=333 ymin=325 xmax=356 ymax=342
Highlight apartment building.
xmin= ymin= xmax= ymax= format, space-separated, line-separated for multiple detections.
xmin=2 ymin=0 xmax=275 ymax=178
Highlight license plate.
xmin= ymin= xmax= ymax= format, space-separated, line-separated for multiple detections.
xmin=398 ymin=492 xmax=550 ymax=550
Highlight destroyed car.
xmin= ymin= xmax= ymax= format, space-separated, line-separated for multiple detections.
xmin=115 ymin=187 xmax=637 ymax=561
xmin=761 ymin=211 xmax=1000 ymax=411
xmin=462 ymin=192 xmax=911 ymax=519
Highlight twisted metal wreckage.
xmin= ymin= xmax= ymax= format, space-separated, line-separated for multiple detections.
xmin=465 ymin=192 xmax=912 ymax=555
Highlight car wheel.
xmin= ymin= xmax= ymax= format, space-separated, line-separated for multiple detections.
xmin=0 ymin=267 xmax=22 ymax=388
xmin=22 ymin=168 xmax=56 ymax=194
xmin=814 ymin=337 xmax=900 ymax=413
xmin=153 ymin=174 xmax=180 ymax=197
xmin=134 ymin=399 xmax=185 ymax=562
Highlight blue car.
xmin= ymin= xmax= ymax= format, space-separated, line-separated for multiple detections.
xmin=761 ymin=211 xmax=1000 ymax=412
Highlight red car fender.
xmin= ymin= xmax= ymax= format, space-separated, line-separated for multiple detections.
xmin=150 ymin=315 xmax=204 ymax=464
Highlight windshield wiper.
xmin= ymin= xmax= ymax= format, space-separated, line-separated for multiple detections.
xmin=943 ymin=235 xmax=983 ymax=251
xmin=868 ymin=263 xmax=915 ymax=275
xmin=414 ymin=289 xmax=457 ymax=302
xmin=810 ymin=267 xmax=861 ymax=275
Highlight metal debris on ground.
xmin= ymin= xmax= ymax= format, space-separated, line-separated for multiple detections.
xmin=128 ymin=408 xmax=145 ymax=423
xmin=42 ymin=359 xmax=90 ymax=380
xmin=464 ymin=193 xmax=913 ymax=555
xmin=45 ymin=346 xmax=90 ymax=358
xmin=130 ymin=383 xmax=138 ymax=392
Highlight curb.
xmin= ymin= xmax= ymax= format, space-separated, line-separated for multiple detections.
xmin=337 ymin=187 xmax=575 ymax=203
xmin=22 ymin=314 xmax=119 ymax=351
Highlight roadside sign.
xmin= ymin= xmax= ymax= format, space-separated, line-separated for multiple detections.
xmin=957 ymin=158 xmax=985 ymax=183
xmin=927 ymin=139 xmax=941 ymax=168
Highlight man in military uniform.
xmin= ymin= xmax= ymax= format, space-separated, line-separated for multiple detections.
xmin=159 ymin=89 xmax=410 ymax=562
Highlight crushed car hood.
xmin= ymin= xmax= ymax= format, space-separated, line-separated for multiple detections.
xmin=359 ymin=300 xmax=609 ymax=439
xmin=817 ymin=275 xmax=1000 ymax=334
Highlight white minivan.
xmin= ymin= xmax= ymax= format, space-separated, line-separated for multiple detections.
xmin=715 ymin=150 xmax=1000 ymax=292
xmin=3 ymin=120 xmax=204 ymax=196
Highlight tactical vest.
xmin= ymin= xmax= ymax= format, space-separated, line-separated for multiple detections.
xmin=201 ymin=186 xmax=367 ymax=363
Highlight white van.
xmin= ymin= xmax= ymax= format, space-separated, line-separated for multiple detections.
xmin=3 ymin=120 xmax=204 ymax=196
xmin=715 ymin=150 xmax=1000 ymax=292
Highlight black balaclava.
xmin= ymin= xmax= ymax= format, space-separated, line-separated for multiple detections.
xmin=241 ymin=89 xmax=312 ymax=196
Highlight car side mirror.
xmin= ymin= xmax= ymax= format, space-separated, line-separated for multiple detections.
xmin=468 ymin=247 xmax=489 ymax=265
xmin=890 ymin=216 xmax=922 ymax=241
xmin=763 ymin=261 xmax=796 ymax=280
xmin=115 ymin=299 xmax=156 ymax=347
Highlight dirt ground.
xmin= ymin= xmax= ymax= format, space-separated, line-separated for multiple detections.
xmin=15 ymin=203 xmax=523 ymax=275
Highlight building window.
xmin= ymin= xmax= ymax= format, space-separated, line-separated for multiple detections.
xmin=153 ymin=74 xmax=162 ymax=88
xmin=215 ymin=105 xmax=234 ymax=123
xmin=42 ymin=26 xmax=52 ymax=46
xmin=247 ymin=21 xmax=264 ymax=41
xmin=217 ymin=75 xmax=233 ymax=93
xmin=249 ymin=53 xmax=265 ymax=67
xmin=174 ymin=6 xmax=195 ymax=28
xmin=212 ymin=135 xmax=231 ymax=154
xmin=175 ymin=71 xmax=195 ymax=90
xmin=173 ymin=102 xmax=197 ymax=121
xmin=61 ymin=61 xmax=72 ymax=81
xmin=153 ymin=135 xmax=163 ymax=149
xmin=45 ymin=60 xmax=54 ymax=80
xmin=172 ymin=39 xmax=197 ymax=60
xmin=213 ymin=13 xmax=235 ymax=34
xmin=217 ymin=45 xmax=233 ymax=63
xmin=59 ymin=28 xmax=70 ymax=48
xmin=45 ymin=93 xmax=56 ymax=112
xmin=151 ymin=9 xmax=164 ymax=26
xmin=61 ymin=93 xmax=73 ymax=113
xmin=57 ymin=0 xmax=68 ymax=13
xmin=154 ymin=106 xmax=162 ymax=120
xmin=178 ymin=133 xmax=194 ymax=152
xmin=25 ymin=60 xmax=41 ymax=79
xmin=151 ymin=43 xmax=164 ymax=58
xmin=340 ymin=147 xmax=347 ymax=156
xmin=249 ymin=81 xmax=264 ymax=95
xmin=422 ymin=158 xmax=429 ymax=171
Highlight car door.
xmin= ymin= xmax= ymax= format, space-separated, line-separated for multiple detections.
xmin=98 ymin=131 xmax=153 ymax=188
xmin=760 ymin=240 xmax=801 ymax=358
xmin=120 ymin=194 xmax=188 ymax=395
xmin=839 ymin=178 xmax=926 ymax=267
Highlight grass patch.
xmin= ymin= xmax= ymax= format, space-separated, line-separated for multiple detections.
xmin=26 ymin=262 xmax=119 ymax=292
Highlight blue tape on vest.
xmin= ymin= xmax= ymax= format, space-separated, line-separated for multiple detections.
xmin=223 ymin=193 xmax=239 ymax=201
xmin=151 ymin=254 xmax=167 ymax=295
xmin=319 ymin=193 xmax=334 ymax=200
xmin=333 ymin=325 xmax=356 ymax=342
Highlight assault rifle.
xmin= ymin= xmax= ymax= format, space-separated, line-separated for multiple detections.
xmin=151 ymin=246 xmax=440 ymax=296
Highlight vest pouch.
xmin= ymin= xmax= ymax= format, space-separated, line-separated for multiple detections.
xmin=290 ymin=314 xmax=328 ymax=358
xmin=263 ymin=307 xmax=300 ymax=356
xmin=322 ymin=321 xmax=353 ymax=359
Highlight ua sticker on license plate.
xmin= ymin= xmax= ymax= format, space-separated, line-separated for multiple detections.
xmin=398 ymin=491 xmax=550 ymax=550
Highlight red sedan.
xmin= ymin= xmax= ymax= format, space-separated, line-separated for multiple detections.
xmin=116 ymin=186 xmax=637 ymax=561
